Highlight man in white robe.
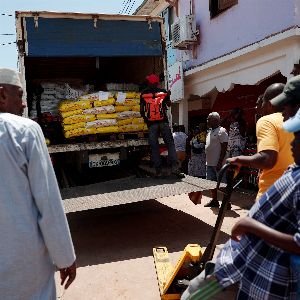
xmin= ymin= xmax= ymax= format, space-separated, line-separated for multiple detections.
xmin=0 ymin=68 xmax=76 ymax=299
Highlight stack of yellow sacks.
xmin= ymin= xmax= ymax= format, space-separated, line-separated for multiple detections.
xmin=59 ymin=91 xmax=147 ymax=138
xmin=115 ymin=92 xmax=148 ymax=133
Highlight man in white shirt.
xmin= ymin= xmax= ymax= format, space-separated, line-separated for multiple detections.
xmin=0 ymin=68 xmax=76 ymax=299
xmin=205 ymin=112 xmax=228 ymax=207
xmin=172 ymin=124 xmax=188 ymax=169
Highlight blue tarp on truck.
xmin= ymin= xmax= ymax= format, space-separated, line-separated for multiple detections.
xmin=24 ymin=18 xmax=163 ymax=57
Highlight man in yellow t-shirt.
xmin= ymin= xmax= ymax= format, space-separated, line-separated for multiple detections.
xmin=255 ymin=112 xmax=294 ymax=199
xmin=227 ymin=83 xmax=294 ymax=200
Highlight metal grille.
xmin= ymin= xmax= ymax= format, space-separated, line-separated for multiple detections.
xmin=61 ymin=175 xmax=219 ymax=213
xmin=172 ymin=21 xmax=181 ymax=44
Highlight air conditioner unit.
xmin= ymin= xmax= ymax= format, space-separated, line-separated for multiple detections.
xmin=171 ymin=15 xmax=198 ymax=48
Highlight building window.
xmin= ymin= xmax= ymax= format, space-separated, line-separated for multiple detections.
xmin=168 ymin=6 xmax=175 ymax=41
xmin=210 ymin=0 xmax=238 ymax=18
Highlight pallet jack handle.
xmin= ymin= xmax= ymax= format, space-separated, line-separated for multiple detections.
xmin=197 ymin=163 xmax=241 ymax=270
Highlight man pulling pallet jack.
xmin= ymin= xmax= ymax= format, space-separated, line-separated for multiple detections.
xmin=153 ymin=106 xmax=300 ymax=300
xmin=153 ymin=163 xmax=240 ymax=300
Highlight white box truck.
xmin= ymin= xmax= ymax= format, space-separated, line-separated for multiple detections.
xmin=15 ymin=11 xmax=211 ymax=213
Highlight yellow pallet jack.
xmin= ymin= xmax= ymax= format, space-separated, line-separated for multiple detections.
xmin=153 ymin=164 xmax=241 ymax=300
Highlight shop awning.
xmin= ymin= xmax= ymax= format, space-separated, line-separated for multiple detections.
xmin=185 ymin=27 xmax=300 ymax=97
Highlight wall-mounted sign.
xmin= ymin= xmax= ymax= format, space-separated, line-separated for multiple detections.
xmin=167 ymin=61 xmax=184 ymax=102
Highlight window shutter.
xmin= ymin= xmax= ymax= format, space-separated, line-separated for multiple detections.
xmin=218 ymin=0 xmax=238 ymax=10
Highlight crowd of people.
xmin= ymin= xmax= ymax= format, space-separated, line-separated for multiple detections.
xmin=142 ymin=73 xmax=300 ymax=298
xmin=180 ymin=76 xmax=300 ymax=299
xmin=1 ymin=66 xmax=300 ymax=299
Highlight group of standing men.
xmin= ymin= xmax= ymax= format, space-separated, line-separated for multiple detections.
xmin=181 ymin=77 xmax=300 ymax=300
xmin=140 ymin=72 xmax=300 ymax=299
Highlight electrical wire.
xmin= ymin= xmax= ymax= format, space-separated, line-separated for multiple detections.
xmin=127 ymin=0 xmax=136 ymax=14
xmin=120 ymin=0 xmax=132 ymax=14
xmin=118 ymin=0 xmax=127 ymax=13
xmin=124 ymin=0 xmax=133 ymax=14
xmin=121 ymin=0 xmax=131 ymax=14
xmin=1 ymin=13 xmax=13 ymax=17
xmin=0 ymin=41 xmax=16 ymax=46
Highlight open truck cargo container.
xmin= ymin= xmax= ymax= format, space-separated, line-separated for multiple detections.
xmin=15 ymin=11 xmax=218 ymax=214
xmin=16 ymin=11 xmax=167 ymax=188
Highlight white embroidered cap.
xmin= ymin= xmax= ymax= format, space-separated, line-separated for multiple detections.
xmin=0 ymin=68 xmax=22 ymax=88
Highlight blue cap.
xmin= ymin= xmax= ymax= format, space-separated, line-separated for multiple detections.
xmin=283 ymin=108 xmax=300 ymax=132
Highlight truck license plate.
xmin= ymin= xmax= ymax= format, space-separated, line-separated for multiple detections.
xmin=89 ymin=153 xmax=120 ymax=168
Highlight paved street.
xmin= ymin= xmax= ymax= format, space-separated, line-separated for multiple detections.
xmin=56 ymin=190 xmax=255 ymax=299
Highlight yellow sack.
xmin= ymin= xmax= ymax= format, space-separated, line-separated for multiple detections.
xmin=143 ymin=124 xmax=148 ymax=131
xmin=59 ymin=100 xmax=92 ymax=112
xmin=131 ymin=105 xmax=140 ymax=112
xmin=86 ymin=119 xmax=117 ymax=128
xmin=64 ymin=127 xmax=96 ymax=138
xmin=117 ymin=111 xmax=141 ymax=120
xmin=79 ymin=92 xmax=115 ymax=101
xmin=83 ymin=105 xmax=115 ymax=115
xmin=124 ymin=99 xmax=140 ymax=106
xmin=117 ymin=119 xmax=133 ymax=126
xmin=63 ymin=114 xmax=96 ymax=125
xmin=94 ymin=98 xmax=115 ymax=107
xmin=132 ymin=117 xmax=144 ymax=124
xmin=95 ymin=126 xmax=119 ymax=134
xmin=115 ymin=99 xmax=139 ymax=106
xmin=118 ymin=124 xmax=144 ymax=133
xmin=60 ymin=109 xmax=83 ymax=118
xmin=115 ymin=106 xmax=129 ymax=112
xmin=63 ymin=122 xmax=86 ymax=131
xmin=122 ymin=92 xmax=140 ymax=99
xmin=96 ymin=113 xmax=117 ymax=119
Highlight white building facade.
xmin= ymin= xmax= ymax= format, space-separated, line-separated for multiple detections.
xmin=135 ymin=0 xmax=300 ymax=131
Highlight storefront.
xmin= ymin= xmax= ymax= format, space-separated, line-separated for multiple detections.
xmin=182 ymin=28 xmax=300 ymax=188
xmin=184 ymin=27 xmax=300 ymax=130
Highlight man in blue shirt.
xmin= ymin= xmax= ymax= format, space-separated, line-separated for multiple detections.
xmin=181 ymin=108 xmax=300 ymax=299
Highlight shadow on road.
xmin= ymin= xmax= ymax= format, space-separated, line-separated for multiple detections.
xmin=210 ymin=207 xmax=240 ymax=217
xmin=67 ymin=200 xmax=230 ymax=268
xmin=202 ymin=189 xmax=255 ymax=211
